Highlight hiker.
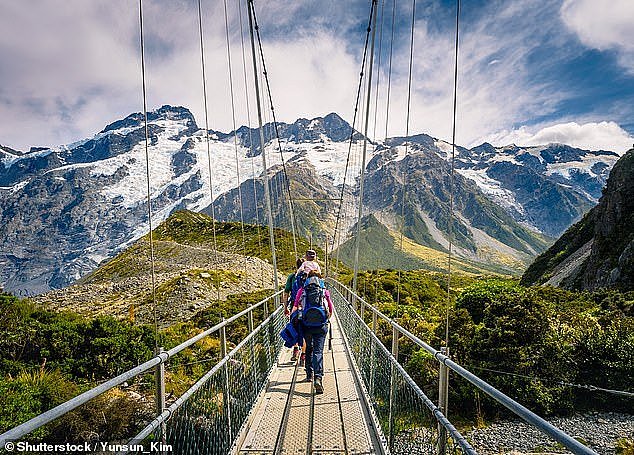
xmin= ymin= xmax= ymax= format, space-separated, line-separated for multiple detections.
xmin=292 ymin=271 xmax=333 ymax=394
xmin=283 ymin=258 xmax=304 ymax=361
xmin=296 ymin=249 xmax=321 ymax=276
xmin=283 ymin=258 xmax=304 ymax=315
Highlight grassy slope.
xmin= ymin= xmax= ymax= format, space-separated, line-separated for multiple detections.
xmin=521 ymin=210 xmax=595 ymax=286
xmin=336 ymin=214 xmax=520 ymax=276
xmin=85 ymin=210 xmax=323 ymax=283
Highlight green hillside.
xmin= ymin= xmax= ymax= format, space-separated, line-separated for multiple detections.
xmin=35 ymin=210 xmax=325 ymax=326
xmin=335 ymin=214 xmax=522 ymax=276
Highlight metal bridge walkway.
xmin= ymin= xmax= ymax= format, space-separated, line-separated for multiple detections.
xmin=235 ymin=313 xmax=383 ymax=455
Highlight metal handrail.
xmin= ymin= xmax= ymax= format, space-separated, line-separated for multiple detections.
xmin=124 ymin=306 xmax=283 ymax=446
xmin=330 ymin=284 xmax=476 ymax=454
xmin=327 ymin=279 xmax=598 ymax=455
xmin=0 ymin=290 xmax=283 ymax=447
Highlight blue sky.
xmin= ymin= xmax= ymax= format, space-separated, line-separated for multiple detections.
xmin=1 ymin=0 xmax=633 ymax=153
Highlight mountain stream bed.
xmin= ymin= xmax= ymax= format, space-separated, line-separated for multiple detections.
xmin=465 ymin=412 xmax=633 ymax=454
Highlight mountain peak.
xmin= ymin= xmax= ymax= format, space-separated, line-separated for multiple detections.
xmin=0 ymin=144 xmax=24 ymax=156
xmin=101 ymin=105 xmax=197 ymax=134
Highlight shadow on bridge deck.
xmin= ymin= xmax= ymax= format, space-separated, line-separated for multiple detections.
xmin=234 ymin=313 xmax=385 ymax=455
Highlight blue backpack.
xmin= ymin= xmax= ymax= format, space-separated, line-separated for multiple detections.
xmin=300 ymin=276 xmax=328 ymax=328
xmin=290 ymin=271 xmax=306 ymax=303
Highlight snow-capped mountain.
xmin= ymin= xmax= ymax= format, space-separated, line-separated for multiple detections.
xmin=385 ymin=135 xmax=619 ymax=237
xmin=0 ymin=105 xmax=619 ymax=294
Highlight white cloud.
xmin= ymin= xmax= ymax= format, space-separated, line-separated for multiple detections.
xmin=0 ymin=0 xmax=632 ymax=156
xmin=374 ymin=0 xmax=570 ymax=146
xmin=561 ymin=0 xmax=634 ymax=72
xmin=480 ymin=121 xmax=634 ymax=154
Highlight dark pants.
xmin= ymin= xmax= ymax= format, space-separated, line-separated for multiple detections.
xmin=303 ymin=323 xmax=328 ymax=379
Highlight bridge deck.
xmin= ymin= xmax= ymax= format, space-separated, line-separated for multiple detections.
xmin=234 ymin=313 xmax=382 ymax=455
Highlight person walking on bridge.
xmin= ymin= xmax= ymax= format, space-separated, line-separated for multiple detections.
xmin=283 ymin=257 xmax=304 ymax=361
xmin=292 ymin=271 xmax=333 ymax=394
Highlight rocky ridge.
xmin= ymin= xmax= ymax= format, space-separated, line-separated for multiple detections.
xmin=522 ymin=149 xmax=634 ymax=290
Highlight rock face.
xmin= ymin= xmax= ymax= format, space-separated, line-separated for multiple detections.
xmin=522 ymin=149 xmax=634 ymax=291
xmin=0 ymin=105 xmax=620 ymax=294
xmin=0 ymin=106 xmax=207 ymax=295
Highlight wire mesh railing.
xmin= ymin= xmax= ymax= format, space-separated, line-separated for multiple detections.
xmin=0 ymin=291 xmax=284 ymax=454
xmin=328 ymin=278 xmax=598 ymax=455
xmin=128 ymin=305 xmax=285 ymax=455
xmin=330 ymin=282 xmax=475 ymax=455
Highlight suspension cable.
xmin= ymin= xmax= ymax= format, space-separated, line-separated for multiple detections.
xmin=470 ymin=366 xmax=634 ymax=398
xmin=237 ymin=0 xmax=266 ymax=286
xmin=384 ymin=0 xmax=396 ymax=140
xmin=395 ymin=0 xmax=417 ymax=318
xmin=222 ymin=0 xmax=248 ymax=276
xmin=372 ymin=0 xmax=386 ymax=141
xmin=248 ymin=0 xmax=280 ymax=297
xmin=137 ymin=0 xmax=158 ymax=346
xmin=333 ymin=0 xmax=376 ymax=273
xmin=250 ymin=4 xmax=298 ymax=259
xmin=352 ymin=0 xmax=379 ymax=296
xmin=445 ymin=0 xmax=461 ymax=348
xmin=196 ymin=0 xmax=221 ymax=301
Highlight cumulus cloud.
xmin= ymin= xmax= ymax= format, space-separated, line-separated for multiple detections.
xmin=561 ymin=0 xmax=634 ymax=72
xmin=0 ymin=0 xmax=633 ymax=155
xmin=480 ymin=121 xmax=634 ymax=154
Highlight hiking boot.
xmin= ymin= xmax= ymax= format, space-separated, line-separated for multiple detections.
xmin=291 ymin=346 xmax=299 ymax=361
xmin=314 ymin=377 xmax=324 ymax=394
xmin=299 ymin=353 xmax=305 ymax=367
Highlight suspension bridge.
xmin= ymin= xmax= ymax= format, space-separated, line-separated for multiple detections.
xmin=0 ymin=281 xmax=598 ymax=454
xmin=0 ymin=0 xmax=613 ymax=454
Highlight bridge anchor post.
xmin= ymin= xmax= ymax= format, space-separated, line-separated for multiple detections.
xmin=437 ymin=346 xmax=449 ymax=455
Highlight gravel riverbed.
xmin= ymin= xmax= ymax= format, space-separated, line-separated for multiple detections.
xmin=466 ymin=412 xmax=633 ymax=454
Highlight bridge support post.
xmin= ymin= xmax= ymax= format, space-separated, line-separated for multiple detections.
xmin=220 ymin=319 xmax=233 ymax=444
xmin=437 ymin=347 xmax=449 ymax=455
xmin=388 ymin=325 xmax=399 ymax=450
xmin=154 ymin=347 xmax=166 ymax=452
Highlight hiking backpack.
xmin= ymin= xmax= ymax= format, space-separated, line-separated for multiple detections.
xmin=291 ymin=271 xmax=307 ymax=303
xmin=300 ymin=276 xmax=328 ymax=327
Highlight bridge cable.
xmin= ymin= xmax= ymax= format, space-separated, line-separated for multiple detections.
xmin=137 ymin=0 xmax=159 ymax=346
xmin=237 ymin=0 xmax=266 ymax=287
xmin=250 ymin=2 xmax=299 ymax=259
xmin=247 ymin=0 xmax=281 ymax=296
xmin=332 ymin=0 xmax=377 ymax=275
xmin=196 ymin=0 xmax=222 ymax=302
xmin=222 ymin=0 xmax=249 ymax=276
xmin=445 ymin=0 xmax=461 ymax=349
xmin=384 ymin=0 xmax=397 ymax=140
xmin=352 ymin=0 xmax=379 ymax=296
xmin=372 ymin=0 xmax=386 ymax=141
xmin=470 ymin=366 xmax=634 ymax=398
xmin=396 ymin=0 xmax=417 ymax=318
